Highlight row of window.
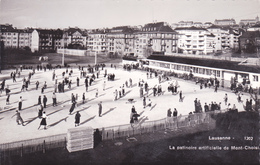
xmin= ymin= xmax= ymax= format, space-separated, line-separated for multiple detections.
xmin=148 ymin=61 xmax=259 ymax=82
xmin=149 ymin=61 xmax=221 ymax=77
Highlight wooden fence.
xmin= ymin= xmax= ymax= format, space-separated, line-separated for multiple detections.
xmin=100 ymin=110 xmax=219 ymax=141
xmin=0 ymin=133 xmax=67 ymax=162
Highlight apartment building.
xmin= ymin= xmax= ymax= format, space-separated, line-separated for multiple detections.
xmin=87 ymin=30 xmax=107 ymax=53
xmin=36 ymin=29 xmax=63 ymax=52
xmin=135 ymin=22 xmax=178 ymax=58
xmin=175 ymin=26 xmax=215 ymax=55
xmin=0 ymin=24 xmax=33 ymax=49
xmin=239 ymin=16 xmax=259 ymax=28
xmin=106 ymin=26 xmax=136 ymax=56
xmin=207 ymin=25 xmax=241 ymax=51
xmin=214 ymin=19 xmax=236 ymax=26
xmin=62 ymin=28 xmax=88 ymax=49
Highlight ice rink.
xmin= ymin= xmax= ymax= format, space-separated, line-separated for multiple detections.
xmin=0 ymin=65 xmax=250 ymax=144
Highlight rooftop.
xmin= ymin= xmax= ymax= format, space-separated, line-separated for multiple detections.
xmin=147 ymin=55 xmax=260 ymax=73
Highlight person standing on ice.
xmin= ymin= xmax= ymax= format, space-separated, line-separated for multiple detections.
xmin=75 ymin=111 xmax=81 ymax=127
xmin=103 ymin=81 xmax=106 ymax=91
xmin=38 ymin=112 xmax=47 ymax=130
xmin=98 ymin=101 xmax=102 ymax=117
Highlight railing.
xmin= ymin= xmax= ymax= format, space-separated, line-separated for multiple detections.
xmin=0 ymin=133 xmax=67 ymax=161
xmin=100 ymin=110 xmax=221 ymax=141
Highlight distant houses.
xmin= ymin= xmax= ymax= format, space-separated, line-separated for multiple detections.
xmin=1 ymin=16 xmax=260 ymax=58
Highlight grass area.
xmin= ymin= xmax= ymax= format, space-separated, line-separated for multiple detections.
xmin=4 ymin=53 xmax=122 ymax=66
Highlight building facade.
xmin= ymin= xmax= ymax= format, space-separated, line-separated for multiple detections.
xmin=175 ymin=26 xmax=215 ymax=55
xmin=37 ymin=29 xmax=63 ymax=52
xmin=239 ymin=16 xmax=259 ymax=28
xmin=106 ymin=26 xmax=136 ymax=56
xmin=135 ymin=22 xmax=178 ymax=58
xmin=214 ymin=19 xmax=236 ymax=26
xmin=87 ymin=30 xmax=107 ymax=53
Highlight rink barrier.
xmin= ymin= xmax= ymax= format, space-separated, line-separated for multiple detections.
xmin=99 ymin=110 xmax=221 ymax=141
xmin=0 ymin=133 xmax=67 ymax=161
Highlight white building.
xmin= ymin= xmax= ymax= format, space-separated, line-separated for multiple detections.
xmin=31 ymin=29 xmax=39 ymax=52
xmin=175 ymin=26 xmax=215 ymax=55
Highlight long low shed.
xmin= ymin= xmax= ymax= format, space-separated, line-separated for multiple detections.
xmin=124 ymin=55 xmax=260 ymax=88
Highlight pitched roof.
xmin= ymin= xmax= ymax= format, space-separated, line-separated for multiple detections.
xmin=0 ymin=24 xmax=15 ymax=32
xmin=174 ymin=26 xmax=207 ymax=31
xmin=140 ymin=22 xmax=176 ymax=33
xmin=67 ymin=28 xmax=83 ymax=35
xmin=108 ymin=26 xmax=136 ymax=34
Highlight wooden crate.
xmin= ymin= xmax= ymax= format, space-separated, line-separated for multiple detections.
xmin=67 ymin=127 xmax=93 ymax=153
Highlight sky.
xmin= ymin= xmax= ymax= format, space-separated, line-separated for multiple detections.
xmin=1 ymin=0 xmax=260 ymax=29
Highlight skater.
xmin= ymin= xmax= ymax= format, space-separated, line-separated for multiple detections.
xmin=143 ymin=97 xmax=146 ymax=108
xmin=95 ymin=89 xmax=99 ymax=97
xmin=214 ymin=85 xmax=218 ymax=92
xmin=38 ymin=96 xmax=42 ymax=105
xmin=167 ymin=108 xmax=172 ymax=117
xmin=11 ymin=110 xmax=24 ymax=126
xmin=173 ymin=108 xmax=178 ymax=117
xmin=38 ymin=111 xmax=47 ymax=130
xmin=75 ymin=111 xmax=81 ymax=127
xmin=69 ymin=102 xmax=76 ymax=115
xmin=37 ymin=104 xmax=43 ymax=118
xmin=147 ymin=99 xmax=152 ymax=107
xmin=5 ymin=86 xmax=11 ymax=96
xmin=75 ymin=94 xmax=78 ymax=106
xmin=85 ymin=77 xmax=88 ymax=92
xmin=224 ymin=93 xmax=228 ymax=105
xmin=43 ymin=95 xmax=47 ymax=108
xmin=41 ymin=86 xmax=45 ymax=94
xmin=82 ymin=93 xmax=85 ymax=104
xmin=52 ymin=92 xmax=57 ymax=106
xmin=6 ymin=93 xmax=10 ymax=105
xmin=43 ymin=81 xmax=47 ymax=89
xmin=18 ymin=96 xmax=22 ymax=110
xmin=77 ymin=77 xmax=79 ymax=86
xmin=122 ymin=85 xmax=125 ymax=96
xmin=98 ymin=101 xmax=102 ymax=117
xmin=114 ymin=89 xmax=118 ymax=101
xmin=71 ymin=93 xmax=76 ymax=104
xmin=35 ymin=81 xmax=39 ymax=90
xmin=103 ymin=81 xmax=106 ymax=91
xmin=179 ymin=90 xmax=183 ymax=102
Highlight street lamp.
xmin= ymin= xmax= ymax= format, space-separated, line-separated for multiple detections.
xmin=95 ymin=51 xmax=97 ymax=65
xmin=62 ymin=45 xmax=65 ymax=66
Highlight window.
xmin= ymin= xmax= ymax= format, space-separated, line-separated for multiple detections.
xmin=217 ymin=71 xmax=220 ymax=77
xmin=253 ymin=75 xmax=258 ymax=82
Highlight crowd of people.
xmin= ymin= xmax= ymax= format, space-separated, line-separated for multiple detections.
xmin=0 ymin=61 xmax=257 ymax=133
